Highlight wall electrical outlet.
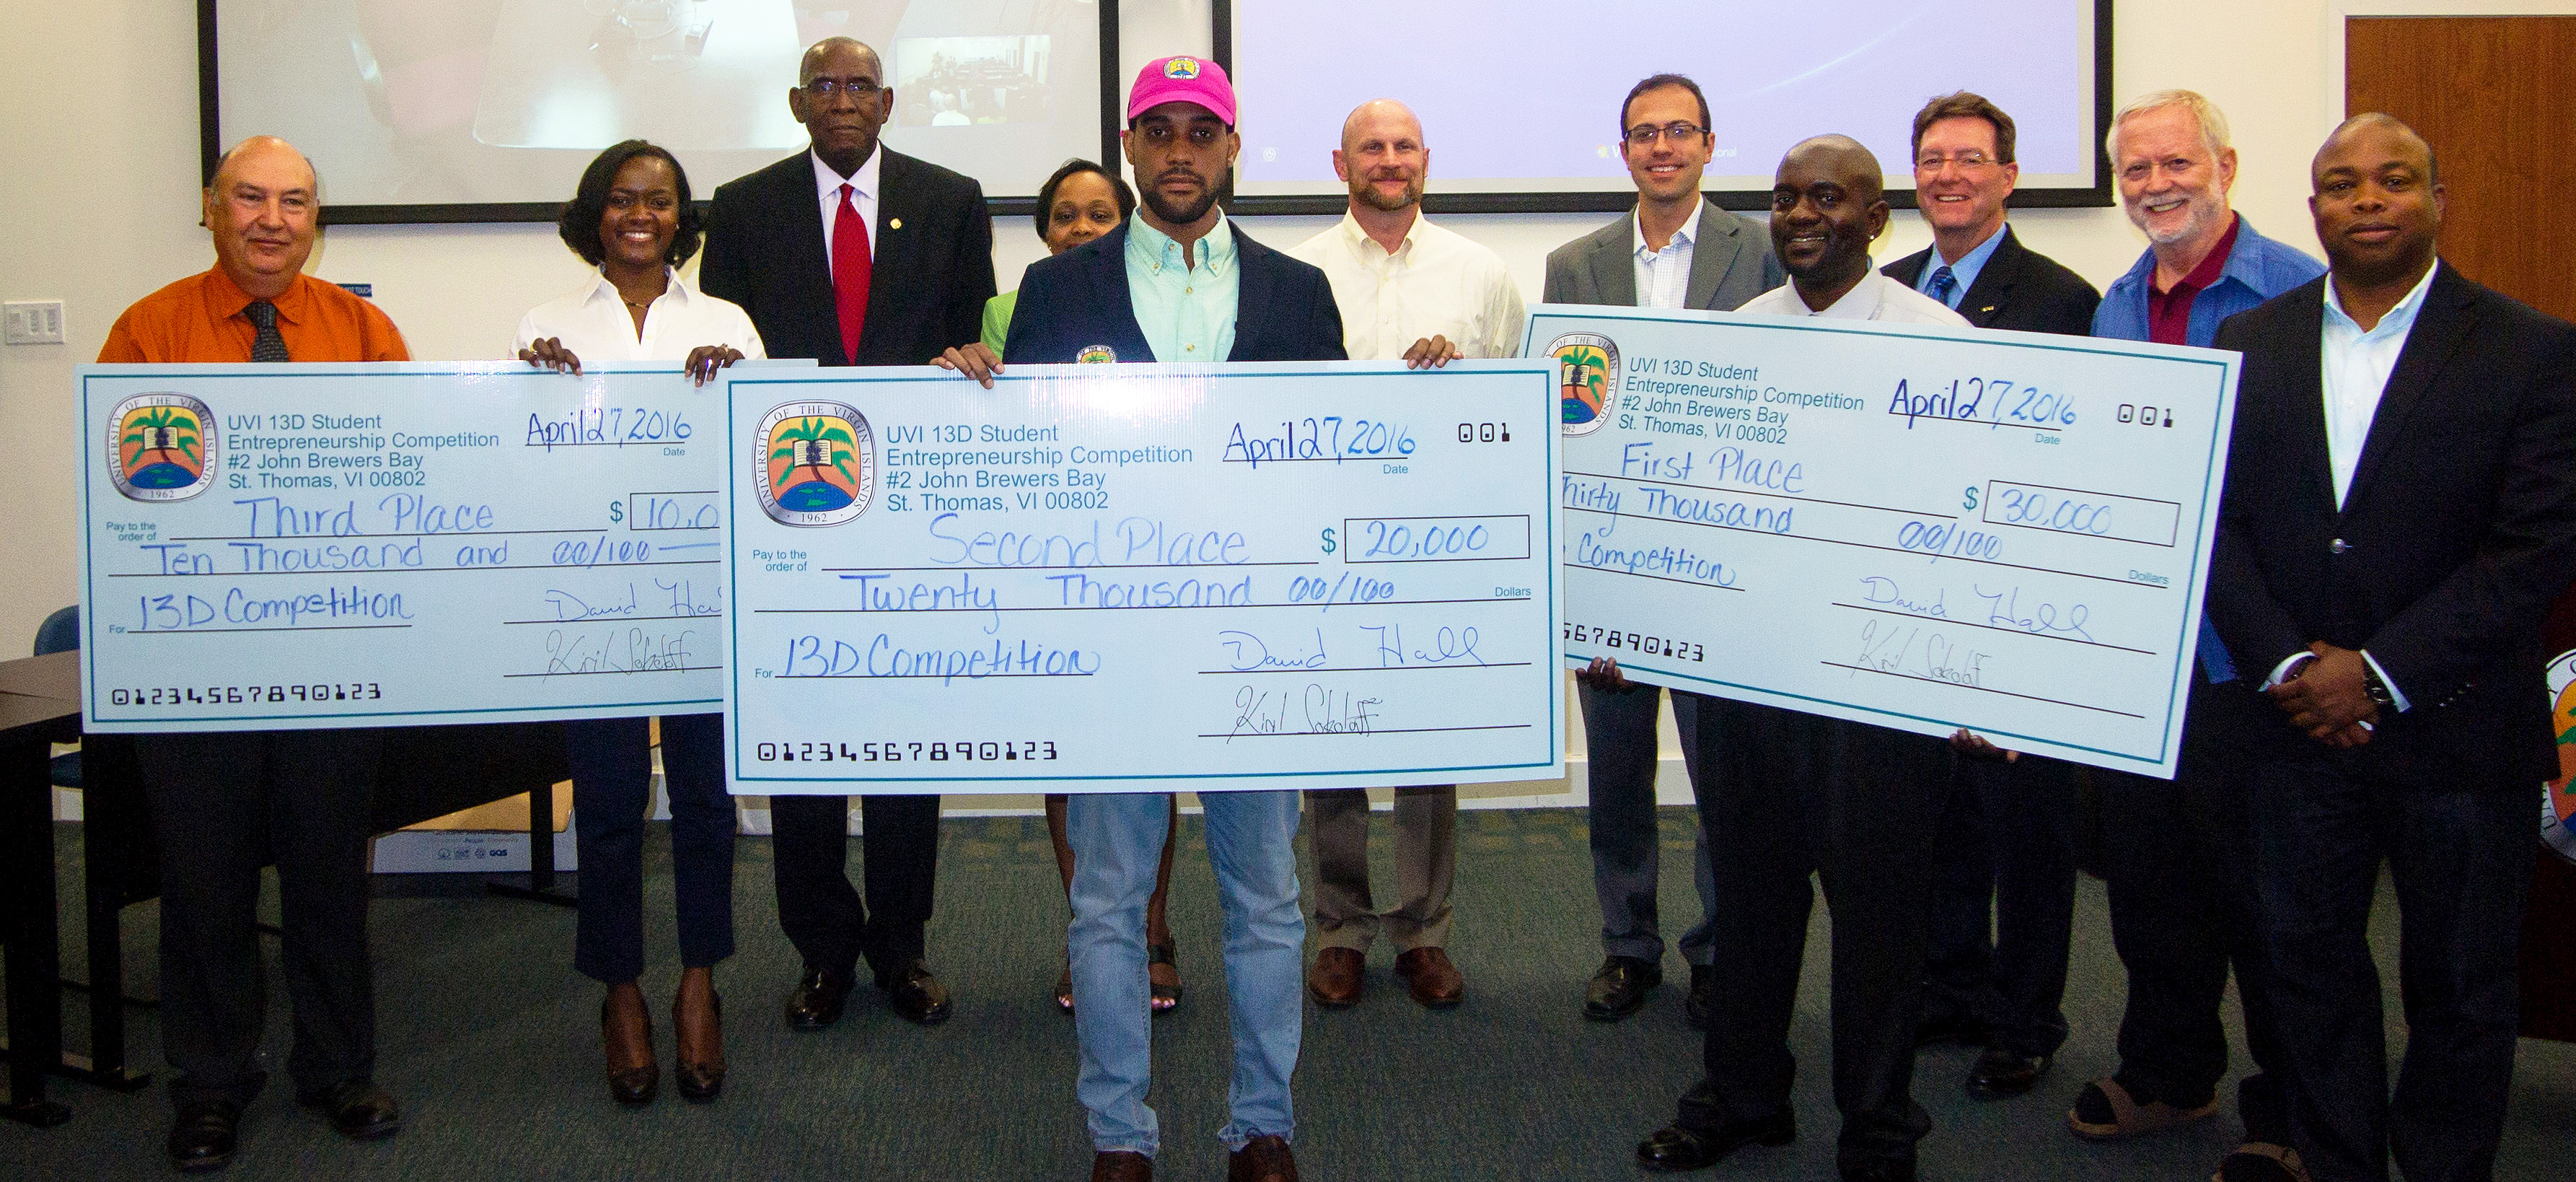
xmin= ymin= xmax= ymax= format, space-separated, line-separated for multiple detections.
xmin=4 ymin=300 xmax=66 ymax=345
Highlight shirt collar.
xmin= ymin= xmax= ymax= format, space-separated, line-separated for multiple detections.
xmin=1632 ymin=196 xmax=1701 ymax=259
xmin=206 ymin=266 xmax=309 ymax=324
xmin=1336 ymin=210 xmax=1423 ymax=263
xmin=1128 ymin=212 xmax=1235 ymax=276
xmin=2155 ymin=211 xmax=2241 ymax=297
xmin=1935 ymin=222 xmax=2008 ymax=275
xmin=2323 ymin=258 xmax=2440 ymax=340
xmin=1806 ymin=268 xmax=1889 ymax=320
xmin=586 ymin=266 xmax=693 ymax=310
xmin=812 ymin=144 xmax=882 ymax=203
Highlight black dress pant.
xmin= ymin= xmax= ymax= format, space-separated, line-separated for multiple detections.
xmin=2098 ymin=677 xmax=2287 ymax=1141
xmin=770 ymin=793 xmax=940 ymax=978
xmin=2248 ymin=757 xmax=2529 ymax=1182
xmin=1922 ymin=751 xmax=2080 ymax=1058
xmin=140 ymin=729 xmax=382 ymax=1107
xmin=568 ymin=713 xmax=735 ymax=984
xmin=1679 ymin=700 xmax=1948 ymax=1171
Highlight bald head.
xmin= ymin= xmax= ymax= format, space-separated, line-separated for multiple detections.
xmin=1334 ymin=99 xmax=1430 ymax=215
xmin=1769 ymin=133 xmax=1892 ymax=299
xmin=203 ymin=135 xmax=321 ymax=299
xmin=2309 ymin=111 xmax=2444 ymax=288
xmin=799 ymin=37 xmax=882 ymax=85
xmin=1780 ymin=135 xmax=1883 ymax=206
xmin=2316 ymin=111 xmax=2436 ymax=186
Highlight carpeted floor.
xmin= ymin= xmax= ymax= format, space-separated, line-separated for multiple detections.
xmin=5 ymin=807 xmax=2573 ymax=1181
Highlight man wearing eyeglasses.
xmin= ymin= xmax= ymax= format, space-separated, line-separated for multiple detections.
xmin=698 ymin=35 xmax=995 ymax=1037
xmin=1878 ymin=92 xmax=2100 ymax=1104
xmin=1542 ymin=72 xmax=1783 ymax=1030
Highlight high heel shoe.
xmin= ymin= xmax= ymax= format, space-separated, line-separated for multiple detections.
xmin=602 ymin=997 xmax=659 ymax=1106
xmin=674 ymin=990 xmax=726 ymax=1103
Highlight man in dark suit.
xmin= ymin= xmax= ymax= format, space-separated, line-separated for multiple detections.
xmin=696 ymin=35 xmax=995 ymax=1030
xmin=1878 ymin=92 xmax=2101 ymax=1103
xmin=1541 ymin=73 xmax=1784 ymax=1028
xmin=2209 ymin=113 xmax=2576 ymax=1182
xmin=1000 ymin=55 xmax=1338 ymax=1182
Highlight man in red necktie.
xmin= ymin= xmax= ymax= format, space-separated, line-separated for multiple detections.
xmin=697 ymin=35 xmax=995 ymax=1037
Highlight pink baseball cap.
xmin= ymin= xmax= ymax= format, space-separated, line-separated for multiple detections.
xmin=1127 ymin=56 xmax=1236 ymax=127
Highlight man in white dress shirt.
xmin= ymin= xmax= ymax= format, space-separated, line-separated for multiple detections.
xmin=1738 ymin=136 xmax=1969 ymax=327
xmin=1283 ymin=99 xmax=1524 ymax=1011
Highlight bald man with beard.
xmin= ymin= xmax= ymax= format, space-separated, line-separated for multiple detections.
xmin=1632 ymin=136 xmax=1961 ymax=1182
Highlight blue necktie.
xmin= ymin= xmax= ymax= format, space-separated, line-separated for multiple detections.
xmin=1927 ymin=265 xmax=1958 ymax=307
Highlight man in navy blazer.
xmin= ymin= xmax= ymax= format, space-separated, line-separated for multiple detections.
xmin=2209 ymin=114 xmax=2576 ymax=1182
xmin=990 ymin=56 xmax=1339 ymax=1182
xmin=696 ymin=35 xmax=994 ymax=1035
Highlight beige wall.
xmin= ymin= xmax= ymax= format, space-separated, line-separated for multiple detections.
xmin=0 ymin=0 xmax=2348 ymax=680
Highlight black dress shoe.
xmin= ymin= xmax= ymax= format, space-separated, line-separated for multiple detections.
xmin=786 ymin=966 xmax=855 ymax=1030
xmin=1635 ymin=1112 xmax=1795 ymax=1172
xmin=1584 ymin=955 xmax=1661 ymax=1020
xmin=877 ymin=959 xmax=953 ymax=1025
xmin=296 ymin=1079 xmax=401 ymax=1141
xmin=1966 ymin=1044 xmax=2051 ymax=1098
xmin=1841 ymin=1155 xmax=1917 ymax=1182
xmin=167 ymin=1099 xmax=242 ymax=1173
xmin=1685 ymin=964 xmax=1714 ymax=1030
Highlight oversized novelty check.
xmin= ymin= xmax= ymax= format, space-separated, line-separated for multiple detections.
xmin=74 ymin=362 xmax=794 ymax=732
xmin=1529 ymin=305 xmax=2241 ymax=778
xmin=722 ymin=362 xmax=1563 ymax=794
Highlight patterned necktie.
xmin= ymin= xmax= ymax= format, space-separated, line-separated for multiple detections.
xmin=832 ymin=183 xmax=872 ymax=364
xmin=244 ymin=299 xmax=289 ymax=362
xmin=1927 ymin=265 xmax=1958 ymax=307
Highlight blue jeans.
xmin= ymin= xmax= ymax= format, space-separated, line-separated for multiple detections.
xmin=1068 ymin=790 xmax=1304 ymax=1156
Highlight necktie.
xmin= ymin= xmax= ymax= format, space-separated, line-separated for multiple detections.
xmin=832 ymin=183 xmax=872 ymax=364
xmin=1927 ymin=265 xmax=1958 ymax=307
xmin=244 ymin=299 xmax=289 ymax=362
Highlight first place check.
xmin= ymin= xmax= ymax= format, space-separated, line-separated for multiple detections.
xmin=723 ymin=361 xmax=1563 ymax=794
xmin=75 ymin=362 xmax=773 ymax=732
xmin=1530 ymin=305 xmax=2241 ymax=779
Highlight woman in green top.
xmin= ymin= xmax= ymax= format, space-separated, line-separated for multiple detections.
xmin=982 ymin=159 xmax=1137 ymax=354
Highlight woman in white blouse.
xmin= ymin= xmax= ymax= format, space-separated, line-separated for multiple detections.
xmin=516 ymin=140 xmax=760 ymax=1108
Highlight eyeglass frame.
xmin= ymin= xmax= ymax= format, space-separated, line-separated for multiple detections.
xmin=1622 ymin=121 xmax=1710 ymax=147
xmin=801 ymin=77 xmax=885 ymax=101
xmin=1914 ymin=151 xmax=2002 ymax=172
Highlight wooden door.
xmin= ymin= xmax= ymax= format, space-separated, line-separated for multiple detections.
xmin=2348 ymin=14 xmax=2576 ymax=1043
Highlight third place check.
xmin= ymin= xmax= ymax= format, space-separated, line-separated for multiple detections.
xmin=724 ymin=361 xmax=1563 ymax=794
xmin=1530 ymin=305 xmax=2241 ymax=778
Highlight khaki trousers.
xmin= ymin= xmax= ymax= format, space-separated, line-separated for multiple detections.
xmin=1302 ymin=785 xmax=1456 ymax=951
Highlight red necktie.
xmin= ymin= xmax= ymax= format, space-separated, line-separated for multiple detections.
xmin=832 ymin=183 xmax=872 ymax=364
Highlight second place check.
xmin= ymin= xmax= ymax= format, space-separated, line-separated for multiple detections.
xmin=724 ymin=362 xmax=1564 ymax=794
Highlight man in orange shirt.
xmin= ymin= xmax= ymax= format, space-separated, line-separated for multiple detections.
xmin=100 ymin=136 xmax=409 ymax=1173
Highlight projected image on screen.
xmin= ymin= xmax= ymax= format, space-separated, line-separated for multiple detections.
xmin=211 ymin=0 xmax=1104 ymax=216
xmin=1228 ymin=0 xmax=2098 ymax=199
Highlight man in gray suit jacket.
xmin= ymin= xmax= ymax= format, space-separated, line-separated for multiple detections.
xmin=1544 ymin=73 xmax=1783 ymax=1027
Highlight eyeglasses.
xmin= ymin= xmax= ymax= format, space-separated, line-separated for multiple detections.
xmin=1915 ymin=152 xmax=1997 ymax=172
xmin=802 ymin=79 xmax=883 ymax=100
xmin=1622 ymin=122 xmax=1707 ymax=147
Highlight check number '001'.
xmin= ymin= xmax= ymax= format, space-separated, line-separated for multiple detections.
xmin=755 ymin=740 xmax=1062 ymax=763
xmin=1564 ymin=623 xmax=1706 ymax=663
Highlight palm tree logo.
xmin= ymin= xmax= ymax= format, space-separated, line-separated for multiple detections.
xmin=755 ymin=402 xmax=876 ymax=526
xmin=1549 ymin=333 xmax=1619 ymax=435
xmin=107 ymin=393 xmax=220 ymax=502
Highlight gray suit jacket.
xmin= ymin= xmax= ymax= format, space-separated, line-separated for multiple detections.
xmin=1542 ymin=201 xmax=1784 ymax=310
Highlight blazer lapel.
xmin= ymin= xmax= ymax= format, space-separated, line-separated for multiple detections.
xmin=1591 ymin=221 xmax=1637 ymax=307
xmin=1684 ymin=205 xmax=1741 ymax=311
xmin=773 ymin=156 xmax=838 ymax=348
xmin=1086 ymin=227 xmax=1154 ymax=362
xmin=861 ymin=152 xmax=921 ymax=356
xmin=2339 ymin=266 xmax=2476 ymax=515
xmin=2274 ymin=288 xmax=2340 ymax=519
xmin=1228 ymin=234 xmax=1276 ymax=362
xmin=1952 ymin=228 xmax=2022 ymax=327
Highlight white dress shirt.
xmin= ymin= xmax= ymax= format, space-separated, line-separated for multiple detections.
xmin=1736 ymin=267 xmax=1970 ymax=327
xmin=514 ymin=267 xmax=766 ymax=362
xmin=1287 ymin=211 xmax=1527 ymax=361
xmin=2258 ymin=261 xmax=2443 ymax=712
xmin=1631 ymin=196 xmax=1700 ymax=310
xmin=812 ymin=146 xmax=883 ymax=267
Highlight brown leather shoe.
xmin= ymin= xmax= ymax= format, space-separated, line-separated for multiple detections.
xmin=1394 ymin=946 xmax=1464 ymax=1008
xmin=1306 ymin=947 xmax=1363 ymax=1008
xmin=672 ymin=972 xmax=725 ymax=1103
xmin=1091 ymin=1150 xmax=1153 ymax=1181
xmin=1228 ymin=1134 xmax=1299 ymax=1182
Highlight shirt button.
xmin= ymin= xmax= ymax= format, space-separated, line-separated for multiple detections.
xmin=1185 ymin=286 xmax=1193 ymax=294
xmin=2329 ymin=538 xmax=2352 ymax=554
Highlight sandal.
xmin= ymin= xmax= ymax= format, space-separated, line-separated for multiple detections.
xmin=2067 ymin=1076 xmax=2218 ymax=1141
xmin=1148 ymin=942 xmax=1184 ymax=1015
xmin=2215 ymin=1141 xmax=2311 ymax=1182
xmin=1055 ymin=963 xmax=1075 ymax=1015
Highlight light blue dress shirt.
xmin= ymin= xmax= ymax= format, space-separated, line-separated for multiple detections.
xmin=1125 ymin=214 xmax=1239 ymax=362
xmin=1912 ymin=224 xmax=2008 ymax=309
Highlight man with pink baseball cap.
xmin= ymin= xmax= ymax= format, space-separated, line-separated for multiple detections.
xmin=993 ymin=53 xmax=1347 ymax=1182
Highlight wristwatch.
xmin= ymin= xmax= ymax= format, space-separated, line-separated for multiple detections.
xmin=2361 ymin=659 xmax=2396 ymax=709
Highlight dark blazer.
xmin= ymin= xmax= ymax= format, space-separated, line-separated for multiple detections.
xmin=2207 ymin=264 xmax=2576 ymax=787
xmin=698 ymin=147 xmax=995 ymax=365
xmin=1003 ymin=222 xmax=1346 ymax=365
xmin=1541 ymin=200 xmax=1782 ymax=310
xmin=1881 ymin=224 xmax=2100 ymax=335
